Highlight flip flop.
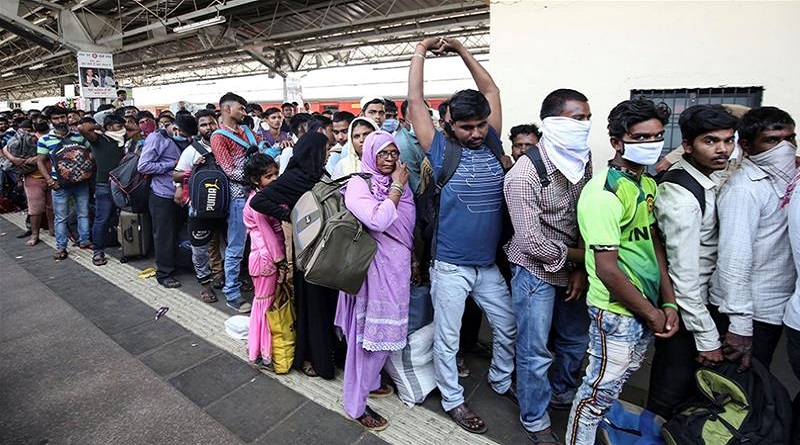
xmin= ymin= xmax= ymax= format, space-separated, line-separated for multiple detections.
xmin=369 ymin=383 xmax=394 ymax=398
xmin=25 ymin=238 xmax=39 ymax=247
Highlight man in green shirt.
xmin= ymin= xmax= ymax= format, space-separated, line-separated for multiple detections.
xmin=566 ymin=99 xmax=680 ymax=445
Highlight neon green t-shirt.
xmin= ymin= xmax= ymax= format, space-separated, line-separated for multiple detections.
xmin=578 ymin=167 xmax=660 ymax=316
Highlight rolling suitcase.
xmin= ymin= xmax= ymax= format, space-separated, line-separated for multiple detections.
xmin=117 ymin=210 xmax=152 ymax=262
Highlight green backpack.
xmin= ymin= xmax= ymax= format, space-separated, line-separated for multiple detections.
xmin=290 ymin=173 xmax=377 ymax=295
xmin=662 ymin=360 xmax=792 ymax=445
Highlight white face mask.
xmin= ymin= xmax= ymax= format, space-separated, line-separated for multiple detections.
xmin=106 ymin=129 xmax=126 ymax=147
xmin=748 ymin=140 xmax=797 ymax=169
xmin=541 ymin=117 xmax=591 ymax=153
xmin=748 ymin=140 xmax=797 ymax=193
xmin=621 ymin=140 xmax=665 ymax=166
xmin=539 ymin=117 xmax=592 ymax=184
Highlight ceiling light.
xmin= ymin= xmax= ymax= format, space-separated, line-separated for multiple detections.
xmin=33 ymin=16 xmax=48 ymax=25
xmin=172 ymin=16 xmax=226 ymax=34
xmin=0 ymin=71 xmax=15 ymax=78
xmin=29 ymin=63 xmax=46 ymax=70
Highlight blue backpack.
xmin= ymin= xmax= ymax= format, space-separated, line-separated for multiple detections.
xmin=596 ymin=400 xmax=665 ymax=445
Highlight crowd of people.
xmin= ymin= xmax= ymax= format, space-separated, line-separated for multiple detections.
xmin=1 ymin=36 xmax=799 ymax=445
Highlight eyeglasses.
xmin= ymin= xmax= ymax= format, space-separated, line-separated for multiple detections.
xmin=376 ymin=150 xmax=400 ymax=160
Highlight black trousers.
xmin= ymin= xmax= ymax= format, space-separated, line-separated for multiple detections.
xmin=149 ymin=192 xmax=185 ymax=282
xmin=647 ymin=305 xmax=784 ymax=418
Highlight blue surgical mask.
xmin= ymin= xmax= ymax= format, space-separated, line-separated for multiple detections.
xmin=172 ymin=134 xmax=188 ymax=142
xmin=381 ymin=118 xmax=399 ymax=133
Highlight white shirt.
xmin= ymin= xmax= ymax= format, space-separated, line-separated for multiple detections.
xmin=175 ymin=142 xmax=203 ymax=172
xmin=710 ymin=158 xmax=796 ymax=335
xmin=784 ymin=183 xmax=800 ymax=331
xmin=278 ymin=146 xmax=293 ymax=175
xmin=655 ymin=158 xmax=721 ymax=351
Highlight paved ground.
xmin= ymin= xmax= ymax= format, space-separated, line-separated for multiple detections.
xmin=1 ymin=211 xmax=798 ymax=445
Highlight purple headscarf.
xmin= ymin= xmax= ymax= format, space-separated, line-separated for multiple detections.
xmin=360 ymin=130 xmax=397 ymax=200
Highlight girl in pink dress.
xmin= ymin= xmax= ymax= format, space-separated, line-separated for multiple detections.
xmin=243 ymin=154 xmax=287 ymax=371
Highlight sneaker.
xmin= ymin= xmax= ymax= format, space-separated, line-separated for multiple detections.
xmin=251 ymin=357 xmax=274 ymax=372
xmin=226 ymin=297 xmax=252 ymax=313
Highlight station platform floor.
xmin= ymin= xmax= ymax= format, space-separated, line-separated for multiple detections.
xmin=1 ymin=211 xmax=797 ymax=445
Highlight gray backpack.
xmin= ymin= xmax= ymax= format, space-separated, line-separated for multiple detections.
xmin=291 ymin=173 xmax=377 ymax=295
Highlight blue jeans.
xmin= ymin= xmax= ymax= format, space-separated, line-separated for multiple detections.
xmin=511 ymin=264 xmax=588 ymax=432
xmin=223 ymin=197 xmax=247 ymax=302
xmin=52 ymin=183 xmax=90 ymax=250
xmin=92 ymin=183 xmax=115 ymax=254
xmin=430 ymin=260 xmax=516 ymax=411
xmin=565 ymin=307 xmax=653 ymax=445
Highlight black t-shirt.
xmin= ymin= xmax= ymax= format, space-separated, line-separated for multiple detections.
xmin=91 ymin=135 xmax=125 ymax=184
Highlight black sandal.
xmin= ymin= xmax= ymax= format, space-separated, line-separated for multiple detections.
xmin=446 ymin=403 xmax=487 ymax=434
xmin=522 ymin=427 xmax=561 ymax=445
xmin=352 ymin=405 xmax=389 ymax=431
xmin=301 ymin=361 xmax=318 ymax=377
xmin=53 ymin=250 xmax=68 ymax=261
xmin=200 ymin=288 xmax=218 ymax=303
xmin=92 ymin=252 xmax=107 ymax=266
xmin=160 ymin=277 xmax=182 ymax=288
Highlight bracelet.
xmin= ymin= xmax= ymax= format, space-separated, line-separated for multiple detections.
xmin=390 ymin=184 xmax=404 ymax=194
xmin=661 ymin=302 xmax=679 ymax=311
xmin=412 ymin=53 xmax=425 ymax=59
xmin=391 ymin=182 xmax=404 ymax=189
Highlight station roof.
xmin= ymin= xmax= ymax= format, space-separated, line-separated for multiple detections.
xmin=0 ymin=0 xmax=489 ymax=100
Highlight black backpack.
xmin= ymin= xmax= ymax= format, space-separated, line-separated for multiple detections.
xmin=662 ymin=360 xmax=793 ymax=445
xmin=109 ymin=151 xmax=151 ymax=213
xmin=188 ymin=141 xmax=230 ymax=220
xmin=654 ymin=167 xmax=706 ymax=215
xmin=416 ymin=132 xmax=511 ymax=259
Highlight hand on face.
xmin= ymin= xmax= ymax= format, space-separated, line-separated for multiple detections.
xmin=390 ymin=160 xmax=409 ymax=185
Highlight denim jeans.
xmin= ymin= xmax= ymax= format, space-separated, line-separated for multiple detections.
xmin=511 ymin=264 xmax=589 ymax=432
xmin=188 ymin=212 xmax=226 ymax=285
xmin=52 ymin=183 xmax=90 ymax=250
xmin=223 ymin=197 xmax=247 ymax=302
xmin=430 ymin=260 xmax=516 ymax=411
xmin=92 ymin=183 xmax=116 ymax=254
xmin=565 ymin=307 xmax=653 ymax=445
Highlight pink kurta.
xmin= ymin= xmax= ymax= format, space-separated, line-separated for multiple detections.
xmin=243 ymin=190 xmax=286 ymax=362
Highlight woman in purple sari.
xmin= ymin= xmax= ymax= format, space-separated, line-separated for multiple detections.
xmin=335 ymin=130 xmax=415 ymax=431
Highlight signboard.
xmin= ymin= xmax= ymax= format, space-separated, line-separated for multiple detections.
xmin=285 ymin=74 xmax=304 ymax=104
xmin=77 ymin=52 xmax=116 ymax=98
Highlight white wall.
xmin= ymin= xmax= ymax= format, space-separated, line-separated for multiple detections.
xmin=490 ymin=1 xmax=800 ymax=163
